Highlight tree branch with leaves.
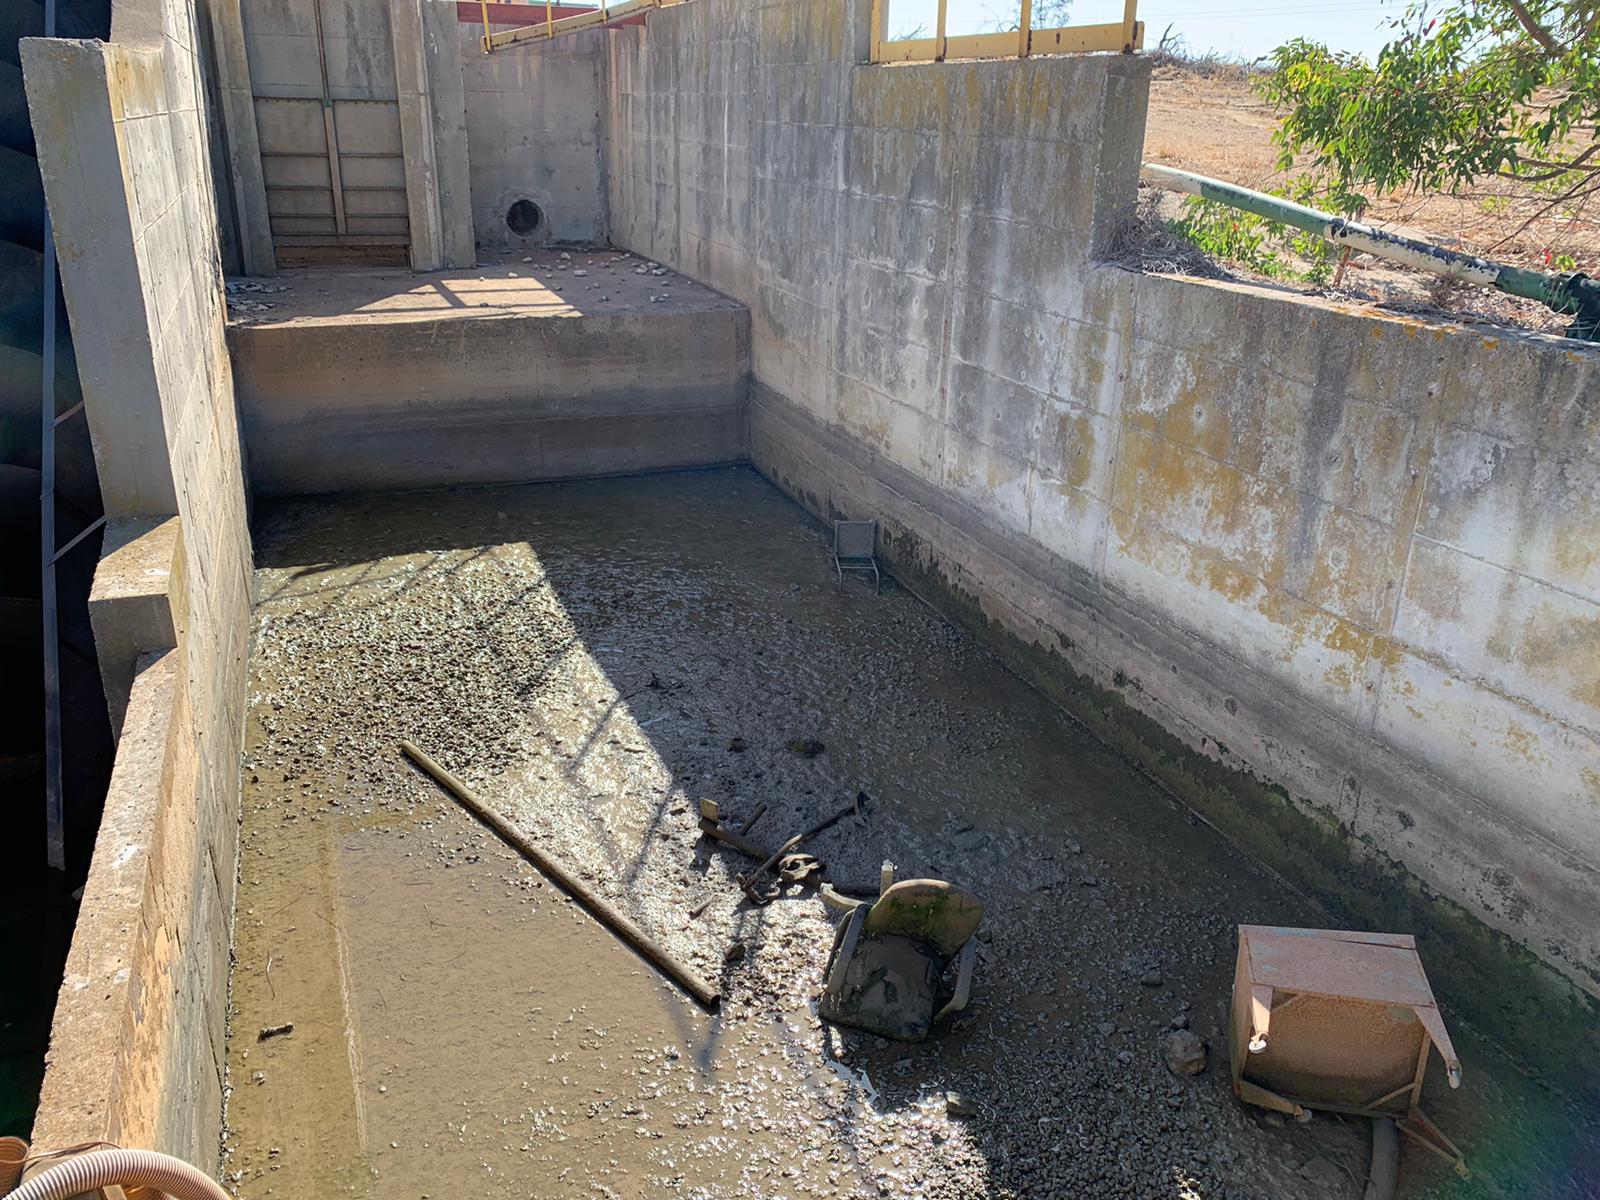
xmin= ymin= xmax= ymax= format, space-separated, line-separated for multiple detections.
xmin=1259 ymin=0 xmax=1600 ymax=248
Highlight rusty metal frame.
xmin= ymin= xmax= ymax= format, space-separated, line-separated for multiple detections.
xmin=871 ymin=0 xmax=1141 ymax=64
xmin=483 ymin=0 xmax=671 ymax=52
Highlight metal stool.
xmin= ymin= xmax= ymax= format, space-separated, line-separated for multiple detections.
xmin=832 ymin=519 xmax=880 ymax=593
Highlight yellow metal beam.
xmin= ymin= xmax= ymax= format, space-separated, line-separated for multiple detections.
xmin=485 ymin=0 xmax=658 ymax=52
xmin=943 ymin=31 xmax=1022 ymax=61
xmin=1018 ymin=0 xmax=1032 ymax=58
xmin=874 ymin=36 xmax=938 ymax=64
xmin=1028 ymin=18 xmax=1144 ymax=55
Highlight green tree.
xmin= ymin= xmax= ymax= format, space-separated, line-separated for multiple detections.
xmin=1260 ymin=2 xmax=1600 ymax=232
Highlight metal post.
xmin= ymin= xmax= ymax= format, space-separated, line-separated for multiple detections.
xmin=41 ymin=0 xmax=63 ymax=871
xmin=1018 ymin=0 xmax=1032 ymax=56
xmin=480 ymin=0 xmax=491 ymax=52
xmin=311 ymin=0 xmax=347 ymax=235
xmin=1121 ymin=0 xmax=1137 ymax=52
xmin=934 ymin=0 xmax=947 ymax=60
xmin=868 ymin=0 xmax=883 ymax=62
xmin=546 ymin=0 xmax=553 ymax=38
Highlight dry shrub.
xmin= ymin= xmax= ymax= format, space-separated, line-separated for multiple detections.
xmin=1104 ymin=189 xmax=1230 ymax=279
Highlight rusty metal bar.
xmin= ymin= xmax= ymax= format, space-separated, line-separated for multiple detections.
xmin=485 ymin=0 xmax=657 ymax=52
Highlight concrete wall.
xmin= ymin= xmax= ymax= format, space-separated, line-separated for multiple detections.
xmin=229 ymin=298 xmax=750 ymax=495
xmin=21 ymin=0 xmax=253 ymax=1163
xmin=602 ymin=0 xmax=1600 ymax=1077
xmin=460 ymin=21 xmax=608 ymax=248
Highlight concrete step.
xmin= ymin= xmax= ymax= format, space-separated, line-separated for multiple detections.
xmin=231 ymin=260 xmax=752 ymax=497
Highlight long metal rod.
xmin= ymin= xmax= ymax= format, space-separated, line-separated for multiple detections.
xmin=1141 ymin=162 xmax=1600 ymax=339
xmin=485 ymin=0 xmax=657 ymax=52
xmin=42 ymin=0 xmax=63 ymax=871
xmin=50 ymin=515 xmax=108 ymax=566
xmin=400 ymin=739 xmax=721 ymax=1009
xmin=311 ymin=0 xmax=348 ymax=236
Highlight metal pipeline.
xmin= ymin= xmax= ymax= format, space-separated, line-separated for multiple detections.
xmin=1 ymin=1148 xmax=229 ymax=1200
xmin=1141 ymin=162 xmax=1600 ymax=341
xmin=1364 ymin=1117 xmax=1400 ymax=1200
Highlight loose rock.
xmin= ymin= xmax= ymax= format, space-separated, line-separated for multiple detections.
xmin=1163 ymin=1029 xmax=1208 ymax=1077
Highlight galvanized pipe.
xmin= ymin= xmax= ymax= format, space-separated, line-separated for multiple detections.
xmin=1141 ymin=162 xmax=1600 ymax=340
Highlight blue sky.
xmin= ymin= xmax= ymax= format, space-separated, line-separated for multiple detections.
xmin=884 ymin=0 xmax=1409 ymax=61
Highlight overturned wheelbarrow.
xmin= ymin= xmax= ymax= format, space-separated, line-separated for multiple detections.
xmin=1230 ymin=925 xmax=1468 ymax=1178
xmin=819 ymin=877 xmax=983 ymax=1041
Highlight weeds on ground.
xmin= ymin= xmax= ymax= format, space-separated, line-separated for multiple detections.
xmin=1165 ymin=174 xmax=1370 ymax=285
xmin=1145 ymin=25 xmax=1258 ymax=82
xmin=1105 ymin=192 xmax=1229 ymax=279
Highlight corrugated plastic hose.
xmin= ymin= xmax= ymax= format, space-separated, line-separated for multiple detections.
xmin=0 ymin=1138 xmax=27 ymax=1194
xmin=3 ymin=1148 xmax=229 ymax=1200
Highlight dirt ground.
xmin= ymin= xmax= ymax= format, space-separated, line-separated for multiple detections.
xmin=1142 ymin=65 xmax=1600 ymax=336
xmin=223 ymin=468 xmax=1597 ymax=1200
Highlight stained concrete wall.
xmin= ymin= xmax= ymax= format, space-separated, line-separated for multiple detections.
xmin=21 ymin=0 xmax=253 ymax=1164
xmin=460 ymin=20 xmax=608 ymax=248
xmin=602 ymin=0 xmax=1600 ymax=1075
xmin=229 ymin=296 xmax=750 ymax=496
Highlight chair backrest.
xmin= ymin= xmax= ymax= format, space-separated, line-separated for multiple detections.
xmin=834 ymin=519 xmax=877 ymax=559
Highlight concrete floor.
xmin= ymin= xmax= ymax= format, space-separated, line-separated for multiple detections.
xmin=224 ymin=249 xmax=725 ymax=326
xmin=223 ymin=469 xmax=1597 ymax=1200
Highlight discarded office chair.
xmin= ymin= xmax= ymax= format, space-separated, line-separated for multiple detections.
xmin=819 ymin=877 xmax=983 ymax=1041
xmin=832 ymin=520 xmax=880 ymax=593
xmin=1230 ymin=925 xmax=1467 ymax=1176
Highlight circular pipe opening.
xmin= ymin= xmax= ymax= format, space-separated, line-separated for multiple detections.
xmin=505 ymin=199 xmax=545 ymax=238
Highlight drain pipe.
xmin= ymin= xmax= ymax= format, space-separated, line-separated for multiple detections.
xmin=1141 ymin=162 xmax=1600 ymax=342
xmin=1363 ymin=1117 xmax=1400 ymax=1200
xmin=0 ymin=1146 xmax=229 ymax=1200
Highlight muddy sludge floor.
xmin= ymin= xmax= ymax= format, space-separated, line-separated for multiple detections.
xmin=226 ymin=468 xmax=1597 ymax=1200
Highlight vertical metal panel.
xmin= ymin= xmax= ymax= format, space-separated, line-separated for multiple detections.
xmin=244 ymin=0 xmax=408 ymax=251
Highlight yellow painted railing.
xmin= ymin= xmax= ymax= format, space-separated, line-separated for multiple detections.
xmin=870 ymin=0 xmax=1141 ymax=63
xmin=481 ymin=0 xmax=1140 ymax=60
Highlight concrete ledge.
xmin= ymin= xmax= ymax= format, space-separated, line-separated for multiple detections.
xmin=89 ymin=516 xmax=180 ymax=739
xmin=33 ymin=651 xmax=181 ymax=1147
xmin=230 ymin=303 xmax=752 ymax=496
